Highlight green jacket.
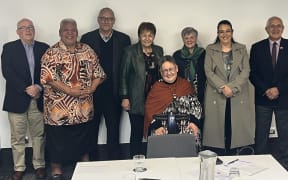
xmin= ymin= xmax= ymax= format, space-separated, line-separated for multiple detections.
xmin=119 ymin=42 xmax=163 ymax=115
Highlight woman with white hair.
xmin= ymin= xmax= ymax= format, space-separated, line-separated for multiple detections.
xmin=173 ymin=27 xmax=206 ymax=129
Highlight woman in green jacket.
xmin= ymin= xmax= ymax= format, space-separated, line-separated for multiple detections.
xmin=120 ymin=22 xmax=163 ymax=156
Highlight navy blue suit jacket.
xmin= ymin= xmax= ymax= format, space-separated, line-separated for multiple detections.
xmin=80 ymin=29 xmax=131 ymax=97
xmin=1 ymin=39 xmax=49 ymax=113
xmin=250 ymin=38 xmax=288 ymax=108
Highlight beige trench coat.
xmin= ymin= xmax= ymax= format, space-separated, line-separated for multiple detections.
xmin=203 ymin=42 xmax=255 ymax=149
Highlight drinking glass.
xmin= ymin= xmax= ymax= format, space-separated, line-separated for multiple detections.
xmin=133 ymin=154 xmax=147 ymax=172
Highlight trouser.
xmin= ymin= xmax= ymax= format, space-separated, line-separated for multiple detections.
xmin=128 ymin=114 xmax=144 ymax=157
xmin=225 ymin=98 xmax=231 ymax=151
xmin=92 ymin=90 xmax=121 ymax=160
xmin=8 ymin=100 xmax=45 ymax=171
xmin=255 ymin=105 xmax=288 ymax=166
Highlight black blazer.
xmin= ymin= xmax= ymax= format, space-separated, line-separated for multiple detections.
xmin=250 ymin=38 xmax=288 ymax=108
xmin=80 ymin=29 xmax=131 ymax=97
xmin=1 ymin=39 xmax=49 ymax=113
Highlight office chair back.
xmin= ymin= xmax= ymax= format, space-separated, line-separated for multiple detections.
xmin=146 ymin=134 xmax=197 ymax=158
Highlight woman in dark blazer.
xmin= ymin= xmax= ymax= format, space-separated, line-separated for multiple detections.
xmin=119 ymin=22 xmax=163 ymax=156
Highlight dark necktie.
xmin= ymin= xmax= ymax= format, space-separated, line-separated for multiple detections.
xmin=272 ymin=42 xmax=277 ymax=68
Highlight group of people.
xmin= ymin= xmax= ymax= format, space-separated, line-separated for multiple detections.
xmin=1 ymin=6 xmax=288 ymax=180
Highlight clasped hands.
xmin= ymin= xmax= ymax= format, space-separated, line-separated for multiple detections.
xmin=68 ymin=86 xmax=94 ymax=98
xmin=265 ymin=87 xmax=279 ymax=100
xmin=25 ymin=84 xmax=40 ymax=99
xmin=154 ymin=122 xmax=199 ymax=136
xmin=220 ymin=85 xmax=234 ymax=98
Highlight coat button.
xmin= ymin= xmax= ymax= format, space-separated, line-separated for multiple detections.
xmin=240 ymin=100 xmax=244 ymax=104
xmin=213 ymin=101 xmax=216 ymax=104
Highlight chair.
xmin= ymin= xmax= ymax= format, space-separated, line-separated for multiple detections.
xmin=146 ymin=134 xmax=198 ymax=158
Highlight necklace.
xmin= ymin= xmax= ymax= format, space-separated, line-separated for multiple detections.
xmin=168 ymin=82 xmax=177 ymax=100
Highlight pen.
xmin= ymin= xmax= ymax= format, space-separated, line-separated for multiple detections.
xmin=226 ymin=158 xmax=239 ymax=165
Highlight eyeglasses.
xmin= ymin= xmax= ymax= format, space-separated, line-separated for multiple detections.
xmin=161 ymin=67 xmax=176 ymax=75
xmin=218 ymin=30 xmax=232 ymax=34
xmin=98 ymin=16 xmax=114 ymax=23
xmin=17 ymin=26 xmax=34 ymax=31
xmin=268 ymin=24 xmax=283 ymax=29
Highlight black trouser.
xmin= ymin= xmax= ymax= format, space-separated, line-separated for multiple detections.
xmin=128 ymin=113 xmax=144 ymax=157
xmin=225 ymin=98 xmax=231 ymax=152
xmin=92 ymin=88 xmax=122 ymax=160
xmin=255 ymin=105 xmax=288 ymax=167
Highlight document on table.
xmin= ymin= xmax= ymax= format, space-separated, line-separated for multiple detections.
xmin=217 ymin=159 xmax=269 ymax=176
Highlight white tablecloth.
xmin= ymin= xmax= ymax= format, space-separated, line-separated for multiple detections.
xmin=72 ymin=154 xmax=288 ymax=180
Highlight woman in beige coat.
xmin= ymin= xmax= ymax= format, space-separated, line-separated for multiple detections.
xmin=203 ymin=20 xmax=254 ymax=154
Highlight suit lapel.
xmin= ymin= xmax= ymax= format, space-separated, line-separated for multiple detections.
xmin=229 ymin=43 xmax=245 ymax=76
xmin=94 ymin=30 xmax=101 ymax=56
xmin=16 ymin=40 xmax=32 ymax=84
xmin=210 ymin=44 xmax=227 ymax=78
xmin=216 ymin=50 xmax=227 ymax=78
xmin=275 ymin=39 xmax=286 ymax=69
xmin=112 ymin=33 xmax=119 ymax=74
xmin=273 ymin=38 xmax=288 ymax=82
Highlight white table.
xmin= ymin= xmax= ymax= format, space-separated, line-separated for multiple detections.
xmin=72 ymin=155 xmax=288 ymax=180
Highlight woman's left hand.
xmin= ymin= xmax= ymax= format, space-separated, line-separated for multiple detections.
xmin=155 ymin=127 xmax=166 ymax=135
xmin=186 ymin=123 xmax=199 ymax=136
xmin=221 ymin=85 xmax=233 ymax=98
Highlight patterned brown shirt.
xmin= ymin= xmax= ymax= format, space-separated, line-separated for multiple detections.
xmin=41 ymin=41 xmax=106 ymax=126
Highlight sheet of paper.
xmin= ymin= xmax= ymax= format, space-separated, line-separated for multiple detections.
xmin=217 ymin=159 xmax=269 ymax=177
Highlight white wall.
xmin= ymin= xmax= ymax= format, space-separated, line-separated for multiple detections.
xmin=0 ymin=0 xmax=286 ymax=148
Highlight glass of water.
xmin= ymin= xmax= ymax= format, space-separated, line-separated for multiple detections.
xmin=133 ymin=154 xmax=147 ymax=172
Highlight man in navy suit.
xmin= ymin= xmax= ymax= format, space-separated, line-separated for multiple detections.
xmin=1 ymin=18 xmax=49 ymax=180
xmin=250 ymin=16 xmax=288 ymax=169
xmin=80 ymin=7 xmax=131 ymax=160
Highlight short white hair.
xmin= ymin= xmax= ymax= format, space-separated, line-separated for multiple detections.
xmin=266 ymin=16 xmax=283 ymax=28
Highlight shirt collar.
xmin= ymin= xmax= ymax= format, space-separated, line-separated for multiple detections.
xmin=99 ymin=30 xmax=113 ymax=42
xmin=269 ymin=39 xmax=281 ymax=46
xmin=21 ymin=40 xmax=35 ymax=48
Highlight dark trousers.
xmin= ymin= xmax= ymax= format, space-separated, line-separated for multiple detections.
xmin=128 ymin=113 xmax=144 ymax=157
xmin=91 ymin=90 xmax=122 ymax=160
xmin=255 ymin=105 xmax=288 ymax=166
xmin=225 ymin=98 xmax=232 ymax=151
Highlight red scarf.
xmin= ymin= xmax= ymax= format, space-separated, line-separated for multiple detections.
xmin=144 ymin=77 xmax=194 ymax=137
